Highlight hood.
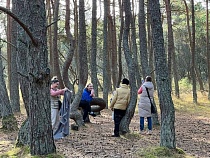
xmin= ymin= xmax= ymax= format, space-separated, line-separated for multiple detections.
xmin=143 ymin=82 xmax=154 ymax=89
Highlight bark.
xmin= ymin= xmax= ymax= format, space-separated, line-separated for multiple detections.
xmin=110 ymin=0 xmax=118 ymax=89
xmin=131 ymin=3 xmax=141 ymax=87
xmin=10 ymin=0 xmax=20 ymax=113
xmin=70 ymin=0 xmax=88 ymax=127
xmin=6 ymin=0 xmax=11 ymax=93
xmin=191 ymin=0 xmax=197 ymax=103
xmin=207 ymin=0 xmax=210 ymax=100
xmin=165 ymin=0 xmax=179 ymax=98
xmin=91 ymin=0 xmax=99 ymax=96
xmin=120 ymin=0 xmax=137 ymax=134
xmin=46 ymin=0 xmax=53 ymax=73
xmin=146 ymin=1 xmax=159 ymax=124
xmin=103 ymin=0 xmax=109 ymax=107
xmin=62 ymin=0 xmax=75 ymax=91
xmin=139 ymin=0 xmax=149 ymax=79
xmin=147 ymin=0 xmax=157 ymax=90
xmin=52 ymin=0 xmax=64 ymax=88
xmin=149 ymin=0 xmax=176 ymax=149
xmin=16 ymin=0 xmax=30 ymax=146
xmin=117 ymin=0 xmax=123 ymax=87
xmin=24 ymin=1 xmax=56 ymax=155
xmin=0 ymin=47 xmax=18 ymax=131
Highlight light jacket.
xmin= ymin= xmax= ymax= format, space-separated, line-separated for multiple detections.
xmin=138 ymin=81 xmax=154 ymax=117
xmin=110 ymin=84 xmax=130 ymax=110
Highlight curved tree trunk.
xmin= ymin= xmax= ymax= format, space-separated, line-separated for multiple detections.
xmin=70 ymin=0 xmax=88 ymax=128
xmin=120 ymin=0 xmax=137 ymax=134
xmin=62 ymin=0 xmax=75 ymax=92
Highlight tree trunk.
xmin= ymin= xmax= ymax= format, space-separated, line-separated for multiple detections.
xmin=70 ymin=0 xmax=88 ymax=128
xmin=191 ymin=0 xmax=197 ymax=103
xmin=131 ymin=2 xmax=141 ymax=87
xmin=110 ymin=0 xmax=118 ymax=89
xmin=62 ymin=0 xmax=75 ymax=91
xmin=0 ymin=47 xmax=18 ymax=131
xmin=139 ymin=0 xmax=149 ymax=79
xmin=147 ymin=0 xmax=157 ymax=90
xmin=103 ymin=0 xmax=109 ymax=107
xmin=6 ymin=0 xmax=11 ymax=94
xmin=10 ymin=0 xmax=20 ymax=113
xmin=206 ymin=0 xmax=210 ymax=100
xmin=165 ymin=0 xmax=179 ymax=98
xmin=117 ymin=0 xmax=123 ymax=87
xmin=24 ymin=1 xmax=56 ymax=155
xmin=91 ymin=0 xmax=99 ymax=96
xmin=46 ymin=0 xmax=53 ymax=74
xmin=16 ymin=0 xmax=30 ymax=146
xmin=52 ymin=0 xmax=64 ymax=88
xmin=120 ymin=0 xmax=137 ymax=134
xmin=149 ymin=0 xmax=176 ymax=149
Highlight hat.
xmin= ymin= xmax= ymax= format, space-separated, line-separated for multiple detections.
xmin=122 ymin=78 xmax=129 ymax=85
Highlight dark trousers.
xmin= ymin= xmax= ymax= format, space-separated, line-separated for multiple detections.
xmin=79 ymin=100 xmax=91 ymax=121
xmin=114 ymin=109 xmax=126 ymax=136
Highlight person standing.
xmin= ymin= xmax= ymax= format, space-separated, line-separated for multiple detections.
xmin=138 ymin=76 xmax=154 ymax=135
xmin=50 ymin=76 xmax=68 ymax=131
xmin=79 ymin=83 xmax=96 ymax=122
xmin=110 ymin=78 xmax=130 ymax=137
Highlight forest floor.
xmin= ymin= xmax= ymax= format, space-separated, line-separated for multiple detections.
xmin=0 ymin=92 xmax=210 ymax=158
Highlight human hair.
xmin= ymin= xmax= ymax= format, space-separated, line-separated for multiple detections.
xmin=122 ymin=78 xmax=129 ymax=85
xmin=51 ymin=76 xmax=59 ymax=84
xmin=145 ymin=76 xmax=152 ymax=82
xmin=86 ymin=83 xmax=93 ymax=87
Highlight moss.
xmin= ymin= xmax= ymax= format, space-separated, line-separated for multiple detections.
xmin=136 ymin=146 xmax=193 ymax=158
xmin=1 ymin=115 xmax=18 ymax=132
xmin=0 ymin=146 xmax=64 ymax=158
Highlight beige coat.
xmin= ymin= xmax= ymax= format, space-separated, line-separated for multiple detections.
xmin=138 ymin=82 xmax=154 ymax=117
xmin=110 ymin=84 xmax=130 ymax=110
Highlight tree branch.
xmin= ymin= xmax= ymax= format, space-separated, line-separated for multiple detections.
xmin=0 ymin=6 xmax=38 ymax=46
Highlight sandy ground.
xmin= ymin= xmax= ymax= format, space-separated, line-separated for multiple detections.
xmin=0 ymin=109 xmax=210 ymax=158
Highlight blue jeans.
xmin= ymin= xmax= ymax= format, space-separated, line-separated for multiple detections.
xmin=140 ymin=117 xmax=152 ymax=131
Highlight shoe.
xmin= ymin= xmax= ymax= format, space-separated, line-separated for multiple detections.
xmin=111 ymin=135 xmax=120 ymax=137
xmin=89 ymin=112 xmax=96 ymax=117
xmin=146 ymin=130 xmax=152 ymax=135
xmin=139 ymin=130 xmax=145 ymax=134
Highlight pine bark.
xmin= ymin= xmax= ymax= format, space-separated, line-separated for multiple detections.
xmin=24 ymin=1 xmax=56 ymax=155
xmin=149 ymin=0 xmax=176 ymax=149
xmin=120 ymin=0 xmax=137 ymax=134
xmin=91 ymin=0 xmax=98 ymax=96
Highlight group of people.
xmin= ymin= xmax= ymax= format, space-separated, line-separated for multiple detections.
xmin=50 ymin=76 xmax=96 ymax=132
xmin=110 ymin=76 xmax=154 ymax=137
xmin=50 ymin=75 xmax=154 ymax=138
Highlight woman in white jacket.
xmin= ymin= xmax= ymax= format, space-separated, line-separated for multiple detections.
xmin=138 ymin=76 xmax=154 ymax=135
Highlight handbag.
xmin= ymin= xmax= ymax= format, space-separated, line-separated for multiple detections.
xmin=145 ymin=87 xmax=156 ymax=114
